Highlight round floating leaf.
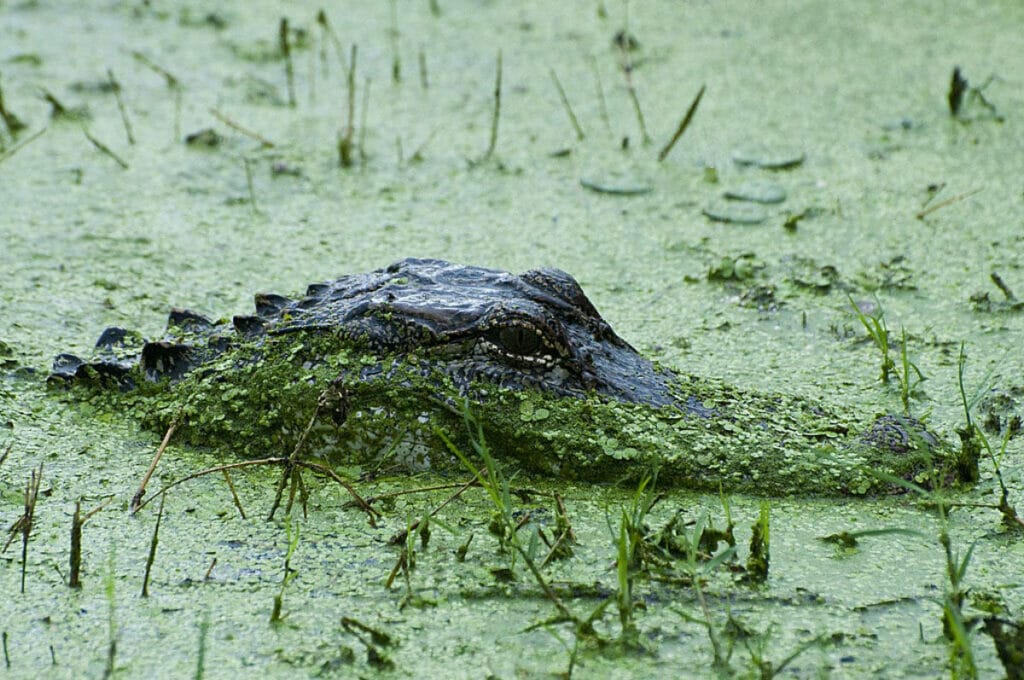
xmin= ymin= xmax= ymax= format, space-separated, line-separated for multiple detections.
xmin=579 ymin=175 xmax=653 ymax=196
xmin=724 ymin=181 xmax=787 ymax=204
xmin=702 ymin=201 xmax=768 ymax=225
xmin=732 ymin=146 xmax=805 ymax=170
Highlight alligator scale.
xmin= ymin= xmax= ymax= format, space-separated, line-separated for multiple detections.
xmin=52 ymin=258 xmax=973 ymax=494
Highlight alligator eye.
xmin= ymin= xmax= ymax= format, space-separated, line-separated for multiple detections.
xmin=480 ymin=323 xmax=551 ymax=361
xmin=494 ymin=325 xmax=542 ymax=355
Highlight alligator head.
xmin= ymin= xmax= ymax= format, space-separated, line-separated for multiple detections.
xmin=52 ymin=257 xmax=676 ymax=407
xmin=51 ymin=258 xmax=971 ymax=494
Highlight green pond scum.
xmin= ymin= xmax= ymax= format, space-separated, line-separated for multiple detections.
xmin=2 ymin=0 xmax=1024 ymax=678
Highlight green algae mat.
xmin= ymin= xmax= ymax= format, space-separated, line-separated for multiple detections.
xmin=2 ymin=2 xmax=1023 ymax=677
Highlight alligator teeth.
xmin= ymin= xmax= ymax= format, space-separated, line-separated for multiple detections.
xmin=478 ymin=339 xmax=556 ymax=367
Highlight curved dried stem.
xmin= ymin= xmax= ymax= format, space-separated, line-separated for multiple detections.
xmin=134 ymin=457 xmax=379 ymax=525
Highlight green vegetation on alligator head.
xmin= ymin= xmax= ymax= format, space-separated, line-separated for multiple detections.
xmin=51 ymin=258 xmax=975 ymax=494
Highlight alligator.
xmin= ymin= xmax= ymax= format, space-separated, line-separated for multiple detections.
xmin=51 ymin=257 xmax=975 ymax=494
